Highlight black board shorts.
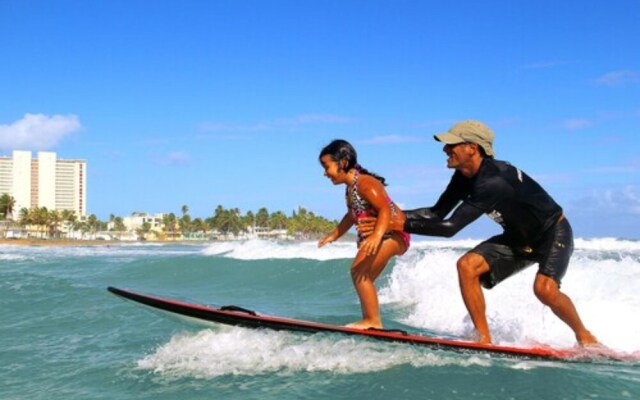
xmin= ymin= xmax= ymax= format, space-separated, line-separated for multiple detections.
xmin=471 ymin=218 xmax=574 ymax=289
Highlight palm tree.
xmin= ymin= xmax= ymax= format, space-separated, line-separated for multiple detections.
xmin=288 ymin=206 xmax=332 ymax=238
xmin=48 ymin=209 xmax=63 ymax=238
xmin=136 ymin=221 xmax=151 ymax=240
xmin=17 ymin=207 xmax=31 ymax=237
xmin=112 ymin=216 xmax=126 ymax=239
xmin=61 ymin=209 xmax=77 ymax=239
xmin=0 ymin=193 xmax=16 ymax=220
xmin=269 ymin=211 xmax=288 ymax=230
xmin=179 ymin=204 xmax=192 ymax=237
xmin=216 ymin=208 xmax=244 ymax=236
xmin=32 ymin=207 xmax=49 ymax=238
xmin=192 ymin=217 xmax=207 ymax=239
xmin=179 ymin=214 xmax=192 ymax=238
xmin=244 ymin=211 xmax=255 ymax=228
xmin=87 ymin=214 xmax=99 ymax=238
xmin=162 ymin=213 xmax=178 ymax=240
xmin=18 ymin=207 xmax=30 ymax=224
xmin=207 ymin=205 xmax=226 ymax=232
xmin=256 ymin=207 xmax=270 ymax=227
xmin=75 ymin=220 xmax=89 ymax=239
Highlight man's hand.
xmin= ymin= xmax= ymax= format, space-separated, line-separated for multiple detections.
xmin=355 ymin=217 xmax=377 ymax=238
xmin=356 ymin=211 xmax=406 ymax=238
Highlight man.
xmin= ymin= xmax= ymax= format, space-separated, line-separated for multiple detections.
xmin=358 ymin=120 xmax=597 ymax=345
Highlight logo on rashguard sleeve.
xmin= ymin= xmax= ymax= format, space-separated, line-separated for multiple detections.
xmin=487 ymin=210 xmax=505 ymax=226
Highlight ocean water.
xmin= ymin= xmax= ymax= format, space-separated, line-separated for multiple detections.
xmin=1 ymin=238 xmax=639 ymax=400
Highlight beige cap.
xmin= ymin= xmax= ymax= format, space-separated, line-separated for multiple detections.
xmin=434 ymin=120 xmax=495 ymax=156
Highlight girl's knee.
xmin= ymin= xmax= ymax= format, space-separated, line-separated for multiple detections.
xmin=351 ymin=265 xmax=370 ymax=284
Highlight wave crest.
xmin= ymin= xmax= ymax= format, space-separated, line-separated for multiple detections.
xmin=137 ymin=327 xmax=491 ymax=378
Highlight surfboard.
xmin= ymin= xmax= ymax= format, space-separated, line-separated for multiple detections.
xmin=106 ymin=286 xmax=623 ymax=362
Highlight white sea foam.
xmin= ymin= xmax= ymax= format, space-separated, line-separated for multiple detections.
xmin=0 ymin=252 xmax=30 ymax=261
xmin=0 ymin=244 xmax=198 ymax=260
xmin=196 ymin=237 xmax=639 ymax=353
xmin=200 ymin=237 xmax=640 ymax=261
xmin=411 ymin=237 xmax=640 ymax=253
xmin=3 ymin=236 xmax=638 ymax=355
xmin=201 ymin=239 xmax=357 ymax=260
xmin=574 ymin=237 xmax=640 ymax=252
xmin=2 ymin=237 xmax=637 ymax=262
xmin=137 ymin=327 xmax=491 ymax=378
xmin=196 ymin=237 xmax=638 ymax=353
xmin=378 ymin=245 xmax=640 ymax=353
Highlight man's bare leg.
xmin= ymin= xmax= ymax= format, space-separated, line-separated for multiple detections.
xmin=533 ymin=274 xmax=598 ymax=345
xmin=457 ymin=252 xmax=492 ymax=343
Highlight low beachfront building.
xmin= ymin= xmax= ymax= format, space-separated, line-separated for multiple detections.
xmin=122 ymin=212 xmax=164 ymax=232
xmin=248 ymin=226 xmax=292 ymax=240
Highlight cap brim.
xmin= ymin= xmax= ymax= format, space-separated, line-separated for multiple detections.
xmin=434 ymin=132 xmax=465 ymax=144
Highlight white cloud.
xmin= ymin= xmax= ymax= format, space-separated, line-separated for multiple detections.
xmin=570 ymin=185 xmax=640 ymax=216
xmin=598 ymin=108 xmax=640 ymax=120
xmin=274 ymin=114 xmax=355 ymax=126
xmin=530 ymin=172 xmax=573 ymax=185
xmin=557 ymin=107 xmax=640 ymax=133
xmin=0 ymin=113 xmax=81 ymax=151
xmin=198 ymin=113 xmax=354 ymax=133
xmin=414 ymin=119 xmax=458 ymax=129
xmin=522 ymin=60 xmax=569 ymax=70
xmin=562 ymin=118 xmax=593 ymax=131
xmin=585 ymin=165 xmax=640 ymax=174
xmin=153 ymin=151 xmax=190 ymax=166
xmin=361 ymin=135 xmax=424 ymax=145
xmin=198 ymin=121 xmax=270 ymax=133
xmin=594 ymin=70 xmax=640 ymax=87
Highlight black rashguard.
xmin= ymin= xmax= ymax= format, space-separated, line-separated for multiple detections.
xmin=404 ymin=158 xmax=563 ymax=245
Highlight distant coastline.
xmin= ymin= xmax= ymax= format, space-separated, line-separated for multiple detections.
xmin=0 ymin=206 xmax=339 ymax=244
xmin=0 ymin=235 xmax=359 ymax=247
xmin=0 ymin=238 xmax=210 ymax=246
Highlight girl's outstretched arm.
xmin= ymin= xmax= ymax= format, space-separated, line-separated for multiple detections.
xmin=318 ymin=212 xmax=354 ymax=247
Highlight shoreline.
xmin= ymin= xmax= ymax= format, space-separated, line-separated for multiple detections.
xmin=0 ymin=238 xmax=212 ymax=247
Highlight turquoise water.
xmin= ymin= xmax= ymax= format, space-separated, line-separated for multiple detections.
xmin=1 ymin=240 xmax=639 ymax=399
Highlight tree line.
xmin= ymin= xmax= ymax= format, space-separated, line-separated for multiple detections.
xmin=1 ymin=193 xmax=338 ymax=240
xmin=140 ymin=205 xmax=338 ymax=239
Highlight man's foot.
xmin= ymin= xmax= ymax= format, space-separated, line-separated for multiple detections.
xmin=470 ymin=331 xmax=492 ymax=344
xmin=574 ymin=341 xmax=620 ymax=360
xmin=576 ymin=331 xmax=599 ymax=346
xmin=345 ymin=320 xmax=382 ymax=330
xmin=476 ymin=335 xmax=492 ymax=344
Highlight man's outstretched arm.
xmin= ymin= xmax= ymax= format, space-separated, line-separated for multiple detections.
xmin=358 ymin=203 xmax=483 ymax=238
xmin=404 ymin=203 xmax=483 ymax=237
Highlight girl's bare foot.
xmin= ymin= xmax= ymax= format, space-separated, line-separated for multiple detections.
xmin=345 ymin=320 xmax=382 ymax=330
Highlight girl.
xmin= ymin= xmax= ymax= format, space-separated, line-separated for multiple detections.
xmin=318 ymin=139 xmax=410 ymax=329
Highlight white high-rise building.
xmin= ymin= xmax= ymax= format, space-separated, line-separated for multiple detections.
xmin=0 ymin=150 xmax=87 ymax=217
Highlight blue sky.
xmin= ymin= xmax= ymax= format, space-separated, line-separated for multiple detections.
xmin=1 ymin=0 xmax=639 ymax=238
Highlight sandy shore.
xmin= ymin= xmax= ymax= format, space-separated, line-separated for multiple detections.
xmin=0 ymin=238 xmax=210 ymax=246
xmin=0 ymin=238 xmax=122 ymax=246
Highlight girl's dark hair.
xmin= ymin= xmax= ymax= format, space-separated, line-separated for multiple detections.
xmin=319 ymin=139 xmax=387 ymax=186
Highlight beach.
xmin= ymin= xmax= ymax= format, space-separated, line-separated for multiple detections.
xmin=0 ymin=238 xmax=115 ymax=246
xmin=0 ymin=238 xmax=211 ymax=246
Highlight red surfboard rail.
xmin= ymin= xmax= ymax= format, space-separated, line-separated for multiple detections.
xmin=107 ymin=286 xmax=618 ymax=362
